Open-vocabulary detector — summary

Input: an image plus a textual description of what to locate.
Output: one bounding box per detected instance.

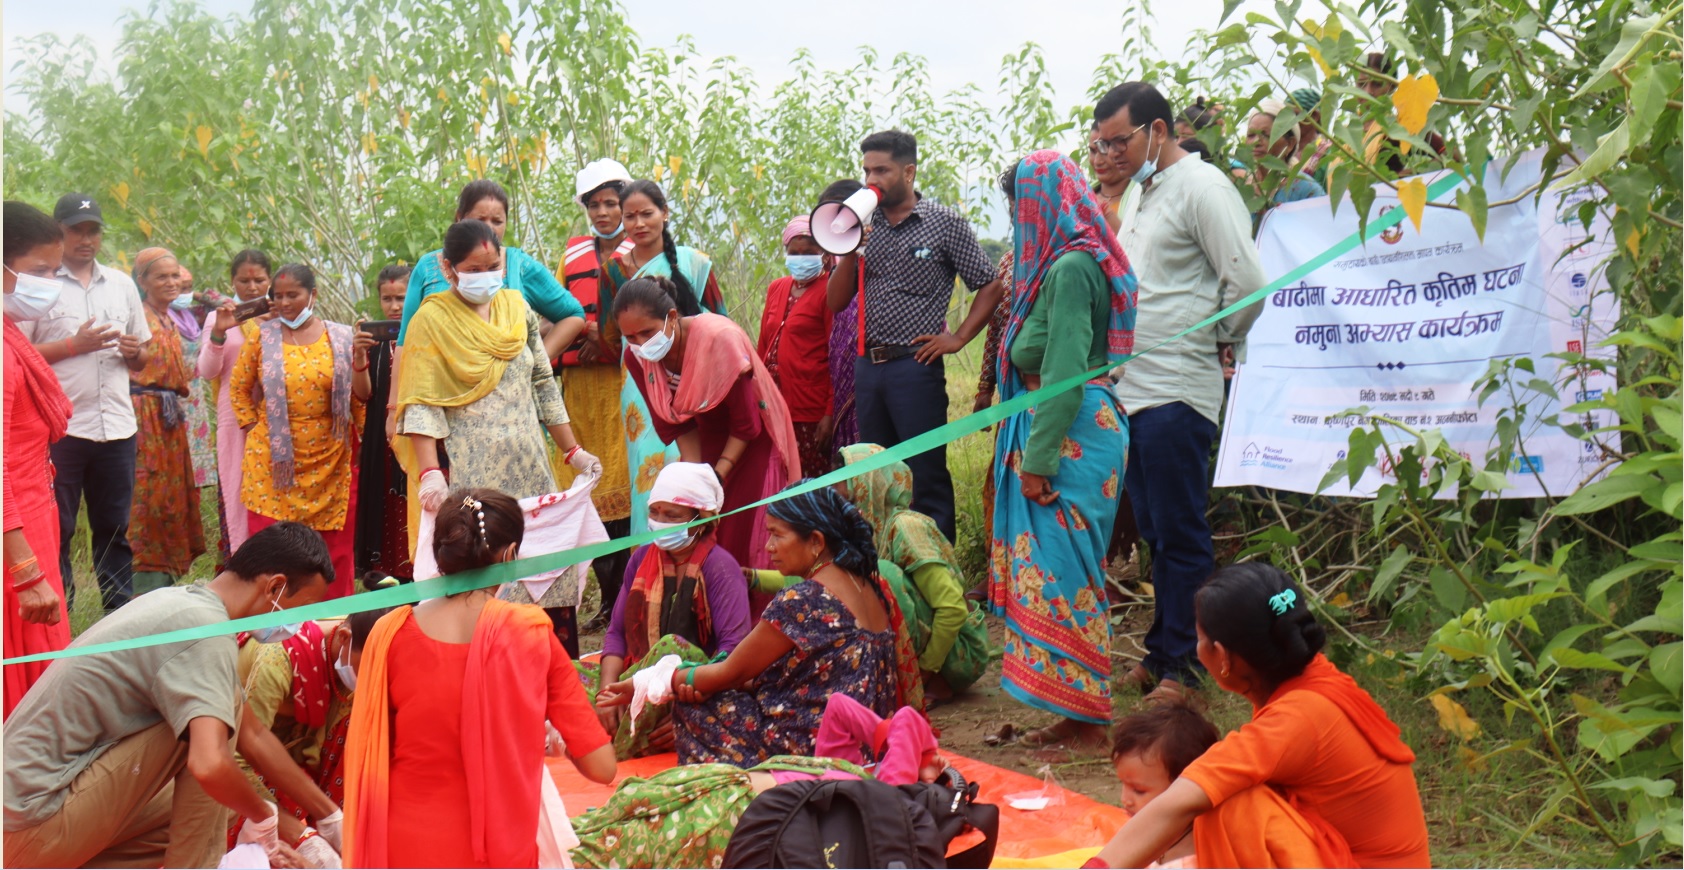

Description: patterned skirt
[987,383,1127,724]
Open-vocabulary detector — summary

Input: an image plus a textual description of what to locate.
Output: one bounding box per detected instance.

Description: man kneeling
[4,522,334,868]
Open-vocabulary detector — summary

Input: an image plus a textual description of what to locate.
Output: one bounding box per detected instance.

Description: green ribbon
[2,171,1464,667]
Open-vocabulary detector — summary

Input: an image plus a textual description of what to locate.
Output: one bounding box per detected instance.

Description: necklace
[805,558,834,580]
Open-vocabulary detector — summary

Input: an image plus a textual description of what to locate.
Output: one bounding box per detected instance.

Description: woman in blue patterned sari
[987,150,1138,755]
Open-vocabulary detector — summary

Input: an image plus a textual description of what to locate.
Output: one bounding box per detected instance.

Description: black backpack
[722,774,999,869]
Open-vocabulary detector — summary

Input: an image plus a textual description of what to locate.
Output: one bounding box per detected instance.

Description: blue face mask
[646,519,696,552]
[590,221,624,240]
[277,305,314,330]
[169,292,194,310]
[1133,127,1162,186]
[250,591,302,644]
[785,254,824,282]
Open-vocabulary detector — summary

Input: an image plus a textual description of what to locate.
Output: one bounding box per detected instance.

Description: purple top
[602,542,753,660]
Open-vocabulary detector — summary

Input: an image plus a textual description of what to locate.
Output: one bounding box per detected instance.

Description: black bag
[722,774,999,869]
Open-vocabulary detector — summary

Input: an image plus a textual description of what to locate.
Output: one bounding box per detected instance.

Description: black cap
[54,193,102,227]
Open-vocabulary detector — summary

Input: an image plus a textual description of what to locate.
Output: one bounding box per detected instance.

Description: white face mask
[456,269,505,305]
[633,313,676,362]
[4,267,62,321]
[277,306,314,330]
[334,645,357,692]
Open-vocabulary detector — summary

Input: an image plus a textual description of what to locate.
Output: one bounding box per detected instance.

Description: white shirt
[1112,156,1267,425]
[21,261,152,442]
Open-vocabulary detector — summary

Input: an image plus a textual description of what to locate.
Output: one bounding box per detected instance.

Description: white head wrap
[649,462,725,513]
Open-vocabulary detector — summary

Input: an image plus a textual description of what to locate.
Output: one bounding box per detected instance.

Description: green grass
[65,490,222,637]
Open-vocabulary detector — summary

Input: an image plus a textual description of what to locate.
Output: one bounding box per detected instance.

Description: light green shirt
[5,585,240,830]
[1112,155,1267,424]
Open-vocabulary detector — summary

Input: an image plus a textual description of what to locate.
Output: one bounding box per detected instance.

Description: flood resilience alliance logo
[1240,443,1295,471]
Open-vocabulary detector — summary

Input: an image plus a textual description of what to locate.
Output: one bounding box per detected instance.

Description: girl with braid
[600,180,726,535]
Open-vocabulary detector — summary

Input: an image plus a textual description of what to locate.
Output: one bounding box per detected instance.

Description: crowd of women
[3,68,1435,869]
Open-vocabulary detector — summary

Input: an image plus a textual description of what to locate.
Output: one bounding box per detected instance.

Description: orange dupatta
[637,312,801,483]
[1266,654,1416,765]
[343,600,557,869]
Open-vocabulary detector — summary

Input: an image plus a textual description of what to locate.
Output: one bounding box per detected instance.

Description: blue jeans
[1126,402,1218,683]
[853,354,956,541]
[50,434,137,612]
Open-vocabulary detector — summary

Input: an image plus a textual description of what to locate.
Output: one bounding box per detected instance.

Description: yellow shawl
[394,288,527,417]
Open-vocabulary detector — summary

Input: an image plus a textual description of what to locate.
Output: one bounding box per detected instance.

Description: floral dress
[674,580,897,766]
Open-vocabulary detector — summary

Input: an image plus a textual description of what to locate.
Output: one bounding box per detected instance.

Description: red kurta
[3,320,73,716]
[383,615,606,868]
[756,276,835,423]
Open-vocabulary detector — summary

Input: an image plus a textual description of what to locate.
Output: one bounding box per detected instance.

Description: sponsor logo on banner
[1509,454,1546,474]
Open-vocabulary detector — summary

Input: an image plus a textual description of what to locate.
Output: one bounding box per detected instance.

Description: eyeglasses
[1094,122,1149,155]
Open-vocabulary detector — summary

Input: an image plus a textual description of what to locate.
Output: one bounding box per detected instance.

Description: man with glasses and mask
[1093,83,1266,700]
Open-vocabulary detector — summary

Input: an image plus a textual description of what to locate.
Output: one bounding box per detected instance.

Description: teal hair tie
[1268,588,1298,616]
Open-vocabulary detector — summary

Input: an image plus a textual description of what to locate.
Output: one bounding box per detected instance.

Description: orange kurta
[1181,656,1429,868]
[229,329,362,530]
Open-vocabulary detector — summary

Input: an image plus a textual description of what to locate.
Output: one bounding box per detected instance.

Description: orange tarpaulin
[546,751,1129,868]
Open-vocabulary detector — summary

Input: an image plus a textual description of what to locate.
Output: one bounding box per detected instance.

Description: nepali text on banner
[1214,150,1620,498]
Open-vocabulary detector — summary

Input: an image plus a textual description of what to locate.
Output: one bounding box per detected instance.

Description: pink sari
[635,313,800,564]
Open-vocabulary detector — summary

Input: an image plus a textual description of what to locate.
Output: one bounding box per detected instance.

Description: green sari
[838,444,992,692]
[576,634,711,760]
[570,755,871,869]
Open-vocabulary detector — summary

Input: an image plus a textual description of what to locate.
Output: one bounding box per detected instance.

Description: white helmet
[576,158,633,205]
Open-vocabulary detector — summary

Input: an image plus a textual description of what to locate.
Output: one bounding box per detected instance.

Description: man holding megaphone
[823,130,1005,542]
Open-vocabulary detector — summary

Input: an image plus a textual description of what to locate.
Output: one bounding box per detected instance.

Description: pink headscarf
[781,216,811,247]
[649,461,725,513]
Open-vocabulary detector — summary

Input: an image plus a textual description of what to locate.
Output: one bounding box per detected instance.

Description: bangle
[210,331,226,345]
[352,360,370,372]
[564,445,581,463]
[11,573,46,593]
[61,338,75,357]
[718,456,737,467]
[9,556,38,576]
[686,666,698,686]
[419,466,441,478]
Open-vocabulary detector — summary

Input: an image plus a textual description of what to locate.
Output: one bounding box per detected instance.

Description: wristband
[686,666,698,686]
[718,456,737,467]
[62,339,75,357]
[11,573,46,593]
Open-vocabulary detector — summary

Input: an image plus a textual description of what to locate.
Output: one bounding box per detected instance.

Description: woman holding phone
[352,266,413,582]
[230,263,365,598]
[198,249,273,559]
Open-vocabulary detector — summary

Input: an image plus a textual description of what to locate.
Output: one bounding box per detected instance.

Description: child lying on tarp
[1082,700,1328,870]
[570,692,941,869]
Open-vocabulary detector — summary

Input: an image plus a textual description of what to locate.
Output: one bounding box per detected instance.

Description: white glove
[418,469,448,512]
[544,721,565,758]
[296,833,342,869]
[568,447,602,478]
[315,808,343,853]
[236,801,280,854]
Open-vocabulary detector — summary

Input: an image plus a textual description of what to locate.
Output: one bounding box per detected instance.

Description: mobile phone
[362,320,400,342]
[233,297,270,323]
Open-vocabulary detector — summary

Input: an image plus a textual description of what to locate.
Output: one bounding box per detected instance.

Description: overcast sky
[4,0,1287,115]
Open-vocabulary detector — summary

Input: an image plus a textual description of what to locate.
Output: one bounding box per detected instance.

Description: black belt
[865,344,917,364]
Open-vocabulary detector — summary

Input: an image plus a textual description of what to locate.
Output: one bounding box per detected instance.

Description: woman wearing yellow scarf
[395,220,601,647]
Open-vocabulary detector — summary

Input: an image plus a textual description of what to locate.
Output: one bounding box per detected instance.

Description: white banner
[1214,152,1620,498]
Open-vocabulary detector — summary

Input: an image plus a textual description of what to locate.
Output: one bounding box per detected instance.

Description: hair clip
[1267,588,1298,616]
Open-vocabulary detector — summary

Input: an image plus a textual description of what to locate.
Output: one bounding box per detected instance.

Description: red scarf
[622,540,716,663]
[4,318,71,441]
[234,622,332,730]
